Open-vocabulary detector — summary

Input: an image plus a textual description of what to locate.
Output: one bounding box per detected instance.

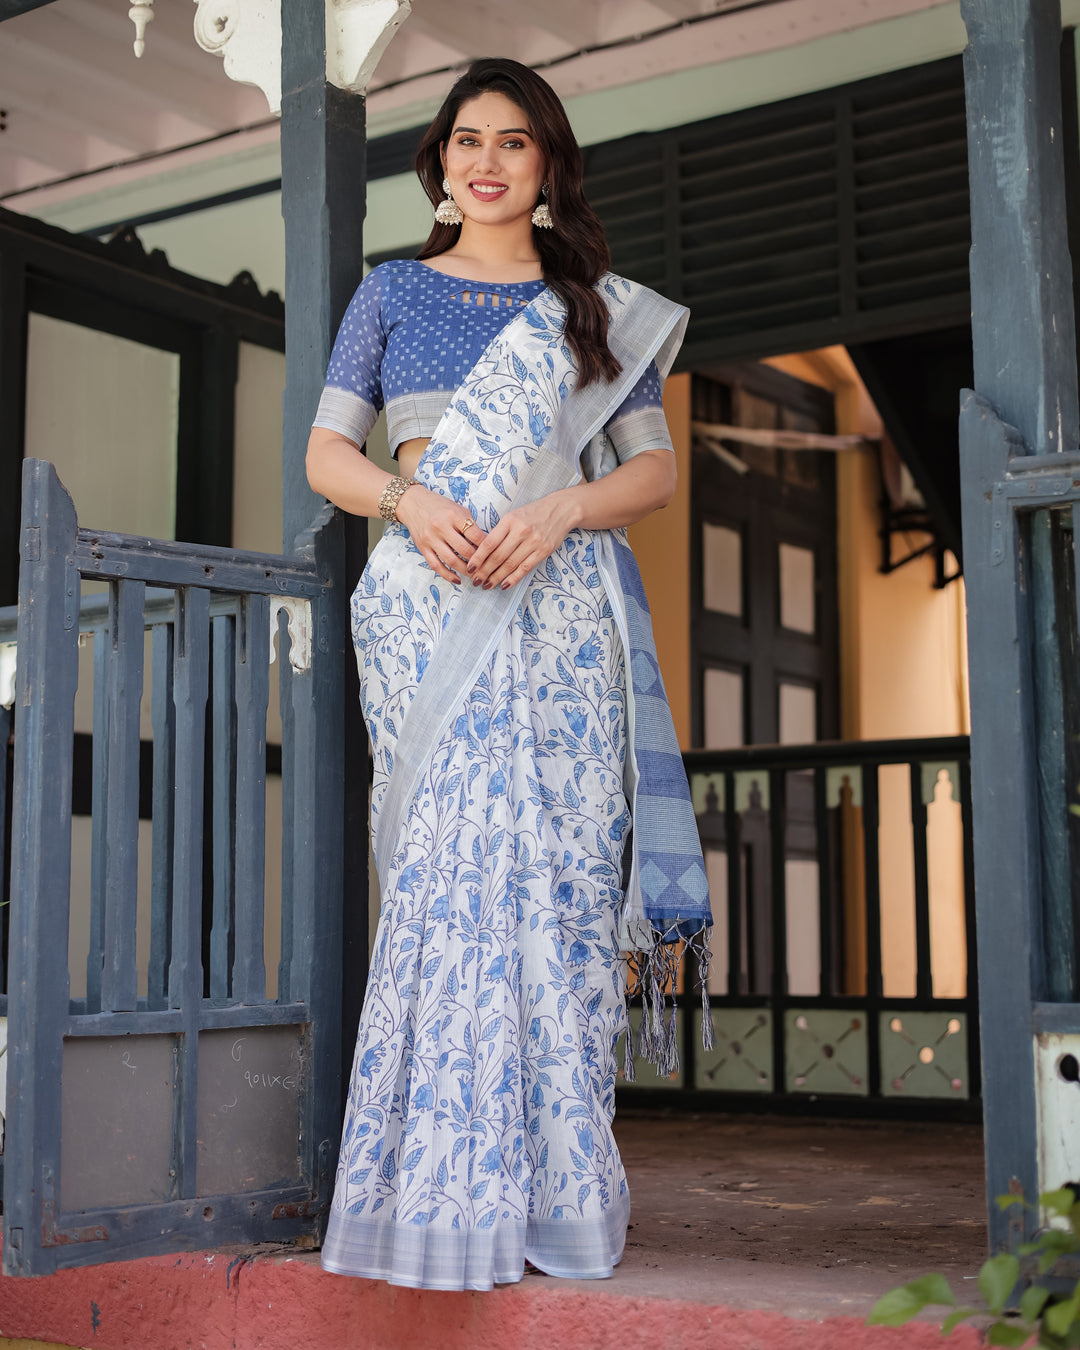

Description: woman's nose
[473,139,501,174]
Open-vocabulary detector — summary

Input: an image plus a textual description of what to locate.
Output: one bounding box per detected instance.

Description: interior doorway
[690,360,840,753]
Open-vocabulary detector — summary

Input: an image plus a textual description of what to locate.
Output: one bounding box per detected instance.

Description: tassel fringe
[626,922,714,1077]
[621,1014,636,1082]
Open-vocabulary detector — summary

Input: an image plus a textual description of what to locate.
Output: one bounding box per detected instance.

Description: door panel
[692,362,840,1007]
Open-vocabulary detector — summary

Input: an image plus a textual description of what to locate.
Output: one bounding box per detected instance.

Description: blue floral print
[320,525,632,1289]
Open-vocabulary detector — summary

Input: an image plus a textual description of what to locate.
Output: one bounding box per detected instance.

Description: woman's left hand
[466,490,580,590]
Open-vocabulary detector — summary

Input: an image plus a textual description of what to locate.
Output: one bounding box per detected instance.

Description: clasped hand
[395,485,578,590]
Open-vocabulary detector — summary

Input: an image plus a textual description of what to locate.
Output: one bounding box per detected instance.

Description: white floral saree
[321,275,711,1291]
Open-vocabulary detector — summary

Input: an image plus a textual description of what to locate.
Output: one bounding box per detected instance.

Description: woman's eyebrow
[452,124,532,136]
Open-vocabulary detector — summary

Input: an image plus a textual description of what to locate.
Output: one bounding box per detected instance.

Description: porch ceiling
[0,0,771,197]
[0,0,952,201]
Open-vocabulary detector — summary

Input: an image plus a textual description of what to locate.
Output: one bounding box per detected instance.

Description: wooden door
[691,360,839,751]
[691,361,840,997]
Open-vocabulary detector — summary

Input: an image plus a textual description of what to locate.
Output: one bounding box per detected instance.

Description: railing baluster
[234,594,269,1005]
[769,768,787,1087]
[814,765,833,998]
[148,620,174,1011]
[101,580,145,1013]
[909,760,934,1002]
[210,613,236,1001]
[85,623,108,1013]
[861,764,882,1096]
[278,612,296,1004]
[724,769,741,995]
[170,586,210,1198]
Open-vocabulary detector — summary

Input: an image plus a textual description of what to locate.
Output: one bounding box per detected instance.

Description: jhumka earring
[531,184,553,229]
[435,177,464,226]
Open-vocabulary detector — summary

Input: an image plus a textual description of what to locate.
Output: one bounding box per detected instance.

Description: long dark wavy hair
[415,58,621,387]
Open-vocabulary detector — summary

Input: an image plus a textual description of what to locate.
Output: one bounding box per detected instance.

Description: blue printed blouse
[311,259,673,464]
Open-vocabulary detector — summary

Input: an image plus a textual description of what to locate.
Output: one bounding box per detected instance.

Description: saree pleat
[322,528,632,1289]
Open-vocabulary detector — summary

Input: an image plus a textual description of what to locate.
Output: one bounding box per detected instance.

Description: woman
[306,57,712,1292]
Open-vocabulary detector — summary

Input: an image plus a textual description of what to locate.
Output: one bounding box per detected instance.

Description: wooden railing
[620,738,978,1118]
[0,461,345,1274]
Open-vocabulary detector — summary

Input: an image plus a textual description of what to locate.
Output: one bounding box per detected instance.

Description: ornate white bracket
[129,1,154,58]
[192,0,409,116]
[329,0,411,95]
[193,0,282,114]
[268,598,312,673]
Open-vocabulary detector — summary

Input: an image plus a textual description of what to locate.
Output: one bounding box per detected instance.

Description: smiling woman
[305,57,711,1294]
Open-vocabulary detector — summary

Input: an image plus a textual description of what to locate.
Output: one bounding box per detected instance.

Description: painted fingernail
[483,582,492,590]
[501,581,511,590]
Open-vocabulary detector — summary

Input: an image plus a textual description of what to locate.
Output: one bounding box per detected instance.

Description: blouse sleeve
[604,361,674,463]
[310,268,386,448]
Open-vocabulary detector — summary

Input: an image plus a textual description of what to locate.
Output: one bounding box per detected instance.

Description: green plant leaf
[1020,1284,1050,1323]
[867,1275,955,1327]
[985,1322,1032,1348]
[1042,1190,1077,1219]
[1044,1293,1080,1338]
[980,1255,1020,1315]
[941,1307,981,1335]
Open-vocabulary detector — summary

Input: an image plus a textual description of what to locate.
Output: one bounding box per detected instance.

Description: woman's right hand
[393,486,486,585]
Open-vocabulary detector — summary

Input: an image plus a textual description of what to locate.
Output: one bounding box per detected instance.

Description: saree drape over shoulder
[321,275,712,1291]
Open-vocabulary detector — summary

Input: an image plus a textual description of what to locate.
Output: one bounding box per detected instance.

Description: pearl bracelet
[377,476,417,522]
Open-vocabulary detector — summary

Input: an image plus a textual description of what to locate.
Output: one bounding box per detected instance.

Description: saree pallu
[321,277,710,1291]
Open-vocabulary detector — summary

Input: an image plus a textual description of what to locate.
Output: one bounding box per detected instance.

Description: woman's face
[441,91,546,230]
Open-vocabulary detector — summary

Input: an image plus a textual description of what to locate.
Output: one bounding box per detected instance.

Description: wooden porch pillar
[279,6,369,1106]
[960,0,1080,1250]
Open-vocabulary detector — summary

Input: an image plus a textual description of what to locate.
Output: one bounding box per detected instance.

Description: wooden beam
[963,0,1078,453]
[0,0,56,17]
[959,0,1079,1252]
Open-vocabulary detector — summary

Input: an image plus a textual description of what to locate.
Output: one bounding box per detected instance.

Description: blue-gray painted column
[279,1,367,1218]
[960,0,1079,1248]
[281,7,367,552]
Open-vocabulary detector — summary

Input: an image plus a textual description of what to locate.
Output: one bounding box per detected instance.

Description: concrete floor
[0,1111,990,1350]
[552,1109,988,1319]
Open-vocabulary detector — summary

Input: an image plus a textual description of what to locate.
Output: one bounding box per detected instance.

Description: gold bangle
[377,476,417,522]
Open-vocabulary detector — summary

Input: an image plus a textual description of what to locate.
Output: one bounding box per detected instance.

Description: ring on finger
[456,518,475,538]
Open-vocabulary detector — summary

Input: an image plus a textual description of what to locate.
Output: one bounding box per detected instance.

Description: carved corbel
[328,0,411,95]
[191,0,409,116]
[193,0,283,115]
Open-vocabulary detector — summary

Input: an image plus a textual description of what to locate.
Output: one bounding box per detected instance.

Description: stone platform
[0,1112,988,1349]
